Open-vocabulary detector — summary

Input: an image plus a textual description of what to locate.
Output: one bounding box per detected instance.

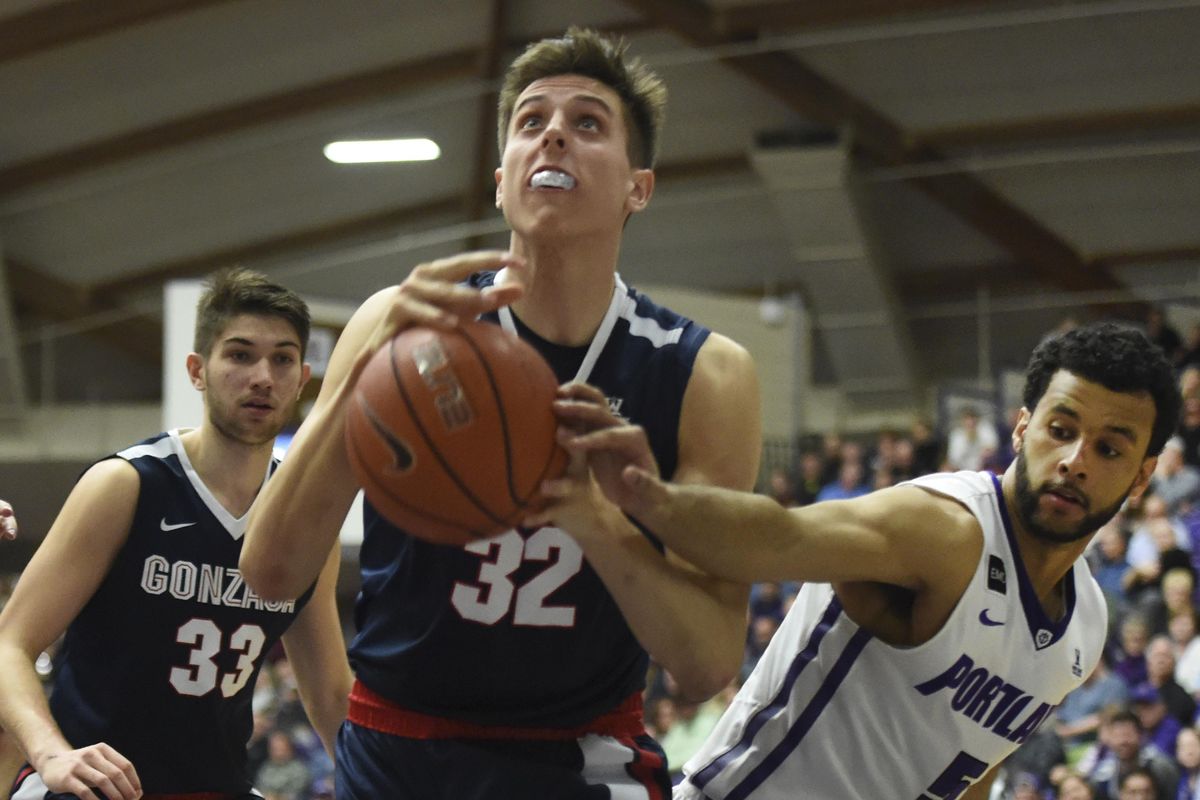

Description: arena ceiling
[2,0,1199,408]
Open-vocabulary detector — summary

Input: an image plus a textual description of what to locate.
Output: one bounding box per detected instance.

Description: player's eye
[519,114,542,130]
[578,116,599,131]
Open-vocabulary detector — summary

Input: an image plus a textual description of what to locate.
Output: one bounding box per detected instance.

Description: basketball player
[0,269,352,800]
[542,321,1180,800]
[241,27,760,799]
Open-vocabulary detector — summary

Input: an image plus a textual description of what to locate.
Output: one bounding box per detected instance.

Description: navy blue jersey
[47,431,313,794]
[348,274,710,728]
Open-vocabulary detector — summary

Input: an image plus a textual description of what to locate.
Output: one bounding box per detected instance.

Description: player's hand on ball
[538,383,667,522]
[353,251,529,383]
[38,743,142,800]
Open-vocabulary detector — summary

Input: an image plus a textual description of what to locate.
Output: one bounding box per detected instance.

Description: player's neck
[999,470,1086,620]
[180,426,274,517]
[507,234,620,346]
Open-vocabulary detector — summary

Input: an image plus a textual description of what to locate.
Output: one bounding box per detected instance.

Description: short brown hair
[193,268,310,358]
[497,26,667,168]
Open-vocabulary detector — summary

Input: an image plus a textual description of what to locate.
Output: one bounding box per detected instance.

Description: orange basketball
[344,319,568,545]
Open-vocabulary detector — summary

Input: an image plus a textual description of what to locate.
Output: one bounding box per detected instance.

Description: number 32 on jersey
[451,528,583,627]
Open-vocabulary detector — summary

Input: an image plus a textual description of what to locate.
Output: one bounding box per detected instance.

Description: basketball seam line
[389,332,513,529]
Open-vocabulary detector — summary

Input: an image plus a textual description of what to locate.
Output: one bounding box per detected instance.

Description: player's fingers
[93,744,141,798]
[0,514,15,540]
[553,399,620,430]
[622,465,671,507]
[557,382,607,404]
[415,250,522,283]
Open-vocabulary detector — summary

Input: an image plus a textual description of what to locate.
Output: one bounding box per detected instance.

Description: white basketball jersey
[677,471,1107,800]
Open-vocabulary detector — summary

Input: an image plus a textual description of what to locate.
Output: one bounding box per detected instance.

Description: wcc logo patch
[987,556,1007,594]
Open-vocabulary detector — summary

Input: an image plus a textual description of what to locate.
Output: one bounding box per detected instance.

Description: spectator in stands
[763,466,797,507]
[794,451,824,506]
[909,417,943,475]
[1170,610,1200,697]
[1180,326,1200,372]
[741,615,779,682]
[1057,653,1131,751]
[1116,766,1161,800]
[1081,709,1178,800]
[815,460,870,502]
[1150,438,1200,518]
[1058,771,1097,799]
[1142,569,1197,639]
[1130,682,1184,757]
[1147,638,1195,724]
[255,729,311,800]
[1146,307,1185,368]
[1090,516,1133,617]
[945,404,999,471]
[1175,726,1200,800]
[1179,397,1200,470]
[1114,616,1153,688]
[1125,498,1193,607]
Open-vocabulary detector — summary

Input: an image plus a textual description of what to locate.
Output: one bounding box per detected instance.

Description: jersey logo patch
[160,518,197,532]
[1035,629,1054,649]
[978,609,1004,627]
[987,555,1007,594]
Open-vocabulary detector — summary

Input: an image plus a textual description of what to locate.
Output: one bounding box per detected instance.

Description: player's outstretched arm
[0,461,143,800]
[241,251,525,601]
[0,499,16,540]
[534,334,763,700]
[280,543,353,758]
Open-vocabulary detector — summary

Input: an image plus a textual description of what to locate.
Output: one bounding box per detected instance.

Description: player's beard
[1013,449,1130,544]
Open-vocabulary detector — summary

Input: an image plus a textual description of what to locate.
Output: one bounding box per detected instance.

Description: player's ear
[186,352,206,391]
[1011,407,1031,453]
[495,168,504,209]
[298,362,313,397]
[625,168,654,215]
[1129,455,1159,502]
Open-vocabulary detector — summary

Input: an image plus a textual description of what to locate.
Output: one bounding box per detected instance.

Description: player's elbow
[672,661,739,704]
[240,553,305,602]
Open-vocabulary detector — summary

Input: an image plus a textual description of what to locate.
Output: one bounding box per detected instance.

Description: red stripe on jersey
[619,736,668,800]
[348,679,646,740]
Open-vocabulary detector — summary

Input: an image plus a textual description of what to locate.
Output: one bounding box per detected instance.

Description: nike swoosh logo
[360,397,414,472]
[160,518,197,532]
[979,609,1004,627]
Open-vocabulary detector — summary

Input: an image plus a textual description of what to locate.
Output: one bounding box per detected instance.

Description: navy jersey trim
[989,473,1076,649]
[692,597,868,791]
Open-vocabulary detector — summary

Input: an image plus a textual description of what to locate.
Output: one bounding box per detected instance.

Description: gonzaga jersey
[678,471,1107,800]
[47,430,312,794]
[348,273,709,727]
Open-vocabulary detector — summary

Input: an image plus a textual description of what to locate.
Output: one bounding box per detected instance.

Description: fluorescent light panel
[324,138,440,164]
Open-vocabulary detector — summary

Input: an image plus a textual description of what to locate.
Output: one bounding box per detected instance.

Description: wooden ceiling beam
[713,0,1020,36]
[7,259,161,364]
[624,0,1119,294]
[0,21,655,198]
[918,105,1200,150]
[0,0,240,65]
[91,197,463,298]
[0,50,476,196]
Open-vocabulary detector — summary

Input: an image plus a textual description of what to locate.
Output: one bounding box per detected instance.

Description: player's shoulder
[73,455,141,503]
[872,480,983,540]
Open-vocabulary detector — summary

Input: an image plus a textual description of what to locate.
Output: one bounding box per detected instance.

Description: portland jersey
[47,430,313,794]
[348,273,710,727]
[678,471,1107,800]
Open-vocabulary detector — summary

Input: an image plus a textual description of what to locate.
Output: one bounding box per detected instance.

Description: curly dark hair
[1023,321,1180,457]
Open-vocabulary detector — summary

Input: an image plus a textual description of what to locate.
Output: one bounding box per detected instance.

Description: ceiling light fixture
[323,138,440,164]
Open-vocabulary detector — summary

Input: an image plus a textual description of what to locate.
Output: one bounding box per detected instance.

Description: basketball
[344,319,569,545]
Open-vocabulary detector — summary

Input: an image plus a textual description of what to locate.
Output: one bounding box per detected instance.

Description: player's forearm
[242,381,357,600]
[576,506,747,701]
[639,483,806,585]
[0,643,71,772]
